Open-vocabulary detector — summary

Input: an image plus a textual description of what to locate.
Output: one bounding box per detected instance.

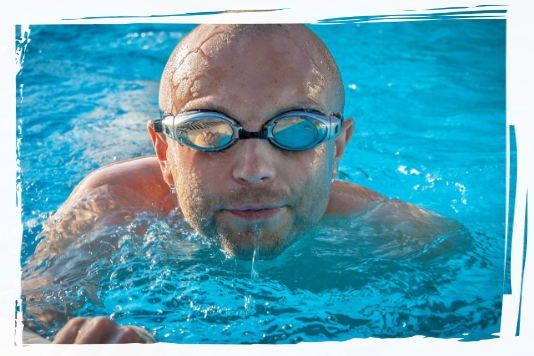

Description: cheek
[305,145,334,197]
[171,145,232,196]
[281,144,331,181]
[300,145,334,214]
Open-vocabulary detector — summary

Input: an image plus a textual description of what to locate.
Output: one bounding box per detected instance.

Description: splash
[250,224,261,279]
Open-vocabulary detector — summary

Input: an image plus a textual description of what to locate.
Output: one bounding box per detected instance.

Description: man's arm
[326,179,463,259]
[326,179,386,215]
[23,183,160,280]
[22,157,173,343]
[23,157,174,277]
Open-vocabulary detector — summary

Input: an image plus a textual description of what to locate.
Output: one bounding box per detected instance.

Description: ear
[147,120,175,187]
[332,117,355,179]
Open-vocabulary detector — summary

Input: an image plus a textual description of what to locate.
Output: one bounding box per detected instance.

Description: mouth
[224,206,283,221]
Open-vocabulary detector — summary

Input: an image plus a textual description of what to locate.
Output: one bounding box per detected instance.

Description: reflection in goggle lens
[272,117,319,149]
[178,119,234,149]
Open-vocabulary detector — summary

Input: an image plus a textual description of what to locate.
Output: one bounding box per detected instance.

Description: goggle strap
[152,119,163,133]
[328,116,343,140]
[239,129,269,140]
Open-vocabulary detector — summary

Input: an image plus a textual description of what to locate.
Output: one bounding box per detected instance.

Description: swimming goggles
[152,109,344,152]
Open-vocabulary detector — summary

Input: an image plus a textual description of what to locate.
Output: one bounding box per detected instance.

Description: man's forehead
[159,24,344,117]
[172,37,320,112]
[181,95,323,122]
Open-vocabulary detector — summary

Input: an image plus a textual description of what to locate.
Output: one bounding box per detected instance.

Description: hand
[194,131,220,148]
[52,317,156,344]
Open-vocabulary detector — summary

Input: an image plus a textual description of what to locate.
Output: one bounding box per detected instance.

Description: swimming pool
[18,20,506,343]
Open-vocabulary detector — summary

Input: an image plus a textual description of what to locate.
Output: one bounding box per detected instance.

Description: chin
[219,231,296,261]
[190,208,320,260]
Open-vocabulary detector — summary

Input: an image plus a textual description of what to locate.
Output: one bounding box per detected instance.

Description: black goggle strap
[329,115,343,139]
[152,119,163,132]
[153,111,174,133]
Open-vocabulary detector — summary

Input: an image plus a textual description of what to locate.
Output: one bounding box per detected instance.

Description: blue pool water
[18,20,506,342]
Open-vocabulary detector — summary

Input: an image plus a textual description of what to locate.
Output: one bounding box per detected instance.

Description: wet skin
[149,29,353,259]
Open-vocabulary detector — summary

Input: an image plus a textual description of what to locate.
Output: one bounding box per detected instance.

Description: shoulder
[31,156,176,258]
[24,157,176,290]
[67,156,176,212]
[325,180,386,216]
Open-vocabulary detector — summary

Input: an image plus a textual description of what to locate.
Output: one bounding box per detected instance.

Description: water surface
[18,20,506,343]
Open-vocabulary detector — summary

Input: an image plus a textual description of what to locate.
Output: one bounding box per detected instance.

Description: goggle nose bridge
[238,127,270,140]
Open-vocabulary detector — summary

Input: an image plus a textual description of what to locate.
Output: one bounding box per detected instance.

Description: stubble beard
[168,144,333,260]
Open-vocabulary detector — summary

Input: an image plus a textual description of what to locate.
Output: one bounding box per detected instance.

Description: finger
[98,326,146,356]
[52,317,89,344]
[73,317,119,344]
[135,343,167,356]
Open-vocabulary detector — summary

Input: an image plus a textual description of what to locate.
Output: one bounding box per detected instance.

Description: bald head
[159,24,344,117]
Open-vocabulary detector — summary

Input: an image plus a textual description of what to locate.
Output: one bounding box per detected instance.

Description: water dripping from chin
[250,224,261,279]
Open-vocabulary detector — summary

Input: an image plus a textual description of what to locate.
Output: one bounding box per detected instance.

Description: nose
[232,139,276,185]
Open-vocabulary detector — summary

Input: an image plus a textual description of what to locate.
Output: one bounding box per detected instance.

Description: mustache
[215,186,293,209]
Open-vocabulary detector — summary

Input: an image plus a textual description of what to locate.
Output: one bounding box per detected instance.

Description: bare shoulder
[325,179,441,219]
[22,157,178,324]
[325,179,386,216]
[325,180,461,237]
[67,156,176,212]
[25,156,176,278]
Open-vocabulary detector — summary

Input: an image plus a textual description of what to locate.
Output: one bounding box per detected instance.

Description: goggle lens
[272,116,320,150]
[177,119,234,149]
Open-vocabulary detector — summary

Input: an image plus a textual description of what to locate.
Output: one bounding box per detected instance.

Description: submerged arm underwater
[21,184,160,342]
[21,158,171,342]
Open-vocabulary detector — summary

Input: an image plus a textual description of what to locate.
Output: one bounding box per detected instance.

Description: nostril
[232,139,276,185]
[237,174,269,185]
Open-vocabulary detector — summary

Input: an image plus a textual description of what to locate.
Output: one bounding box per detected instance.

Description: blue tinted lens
[272,117,320,149]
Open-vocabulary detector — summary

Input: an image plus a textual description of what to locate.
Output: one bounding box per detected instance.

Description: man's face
[160,28,345,259]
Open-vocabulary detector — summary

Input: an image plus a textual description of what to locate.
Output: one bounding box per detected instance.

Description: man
[22,24,454,344]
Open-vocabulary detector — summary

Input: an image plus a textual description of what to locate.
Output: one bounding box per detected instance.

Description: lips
[225,206,283,221]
